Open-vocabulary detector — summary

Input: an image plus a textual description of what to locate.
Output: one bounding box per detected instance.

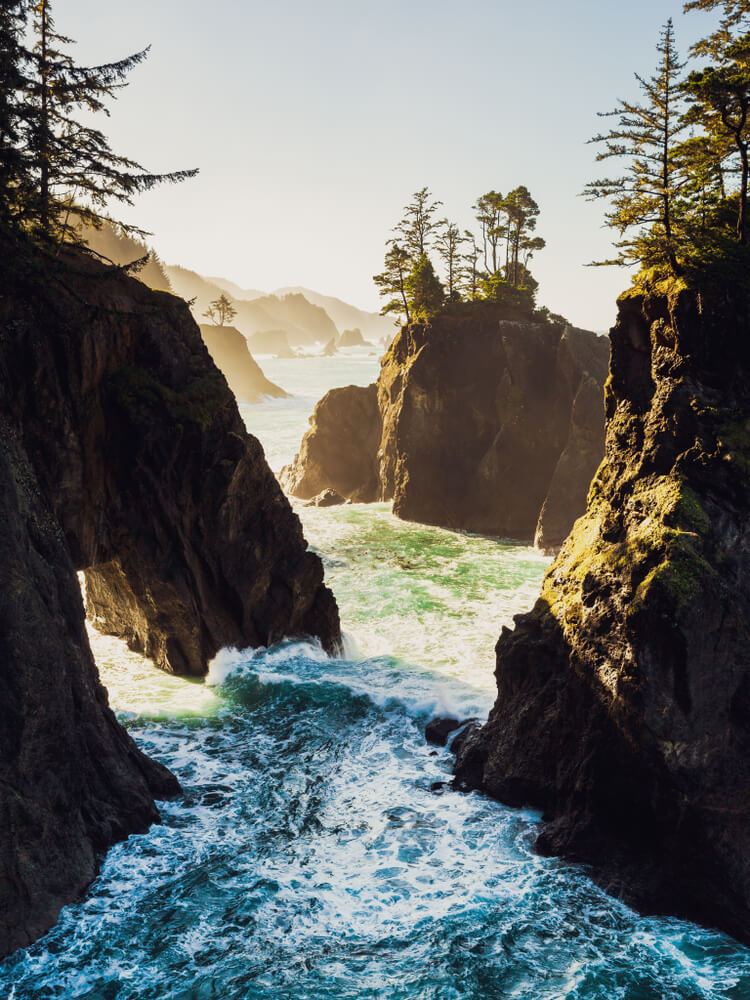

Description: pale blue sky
[59,0,718,329]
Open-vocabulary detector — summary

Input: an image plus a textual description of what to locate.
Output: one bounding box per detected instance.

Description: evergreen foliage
[404,253,445,320]
[374,185,545,325]
[583,19,687,273]
[203,293,237,326]
[0,0,196,249]
[373,241,412,323]
[585,4,750,280]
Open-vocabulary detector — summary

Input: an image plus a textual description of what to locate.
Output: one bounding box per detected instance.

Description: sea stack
[454,278,750,944]
[282,303,609,549]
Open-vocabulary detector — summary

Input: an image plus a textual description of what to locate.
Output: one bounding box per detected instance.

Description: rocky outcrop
[282,384,381,502]
[283,304,608,546]
[199,324,287,403]
[0,418,180,958]
[338,327,369,347]
[248,328,296,358]
[0,243,339,954]
[454,280,750,944]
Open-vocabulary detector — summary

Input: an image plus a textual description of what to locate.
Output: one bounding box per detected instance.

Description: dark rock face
[283,305,608,546]
[0,247,340,954]
[454,283,750,944]
[199,324,287,402]
[0,425,179,958]
[281,384,382,503]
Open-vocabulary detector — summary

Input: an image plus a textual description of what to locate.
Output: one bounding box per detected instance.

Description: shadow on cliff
[0,239,340,956]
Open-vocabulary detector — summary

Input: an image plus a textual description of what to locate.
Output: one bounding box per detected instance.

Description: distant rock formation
[454,281,750,945]
[273,285,395,343]
[0,242,340,955]
[338,327,369,347]
[166,266,338,347]
[199,324,287,402]
[282,304,608,548]
[321,336,338,357]
[248,328,296,358]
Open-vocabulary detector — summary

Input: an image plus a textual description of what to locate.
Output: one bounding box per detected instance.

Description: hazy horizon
[59,0,719,331]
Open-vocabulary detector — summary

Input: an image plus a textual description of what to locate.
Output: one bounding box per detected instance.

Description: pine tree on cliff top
[373,240,412,324]
[680,0,750,246]
[0,1,31,229]
[8,0,197,245]
[583,19,687,275]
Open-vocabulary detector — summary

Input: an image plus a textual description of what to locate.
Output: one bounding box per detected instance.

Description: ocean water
[4,348,750,999]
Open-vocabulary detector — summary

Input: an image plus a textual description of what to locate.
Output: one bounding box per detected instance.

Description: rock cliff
[198,324,287,403]
[454,280,750,944]
[0,243,339,954]
[282,304,608,547]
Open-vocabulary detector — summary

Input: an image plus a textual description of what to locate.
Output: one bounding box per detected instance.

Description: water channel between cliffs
[3,349,750,999]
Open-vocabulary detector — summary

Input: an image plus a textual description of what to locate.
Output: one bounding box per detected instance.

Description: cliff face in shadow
[454,282,750,944]
[0,245,340,955]
[199,324,287,403]
[282,304,608,548]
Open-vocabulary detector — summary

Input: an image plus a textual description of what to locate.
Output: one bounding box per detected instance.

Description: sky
[58,0,720,331]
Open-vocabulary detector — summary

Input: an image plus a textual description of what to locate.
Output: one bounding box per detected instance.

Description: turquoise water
[4,350,750,998]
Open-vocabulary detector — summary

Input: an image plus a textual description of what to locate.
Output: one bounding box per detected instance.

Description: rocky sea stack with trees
[455,0,750,944]
[283,186,609,549]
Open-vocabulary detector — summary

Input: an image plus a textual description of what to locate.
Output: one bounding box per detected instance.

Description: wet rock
[448,719,482,759]
[425,717,462,746]
[304,488,347,507]
[455,281,750,945]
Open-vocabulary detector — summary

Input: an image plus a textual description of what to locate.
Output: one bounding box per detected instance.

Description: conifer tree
[461,232,482,300]
[21,0,197,243]
[373,240,412,323]
[203,293,237,326]
[502,186,545,286]
[395,187,442,259]
[435,220,465,300]
[0,1,30,228]
[473,191,506,273]
[681,1,750,244]
[404,252,444,320]
[583,19,687,274]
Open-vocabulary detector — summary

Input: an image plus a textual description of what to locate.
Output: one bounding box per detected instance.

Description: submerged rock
[199,324,287,403]
[0,243,340,954]
[303,488,347,507]
[454,281,750,944]
[283,303,608,546]
[425,717,462,746]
